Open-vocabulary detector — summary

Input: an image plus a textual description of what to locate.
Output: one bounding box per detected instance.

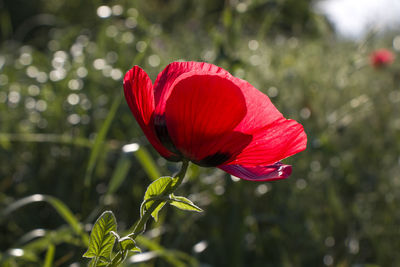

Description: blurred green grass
[1,0,400,266]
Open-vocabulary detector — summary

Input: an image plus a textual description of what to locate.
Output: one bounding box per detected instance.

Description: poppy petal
[227,119,307,166]
[123,66,180,160]
[209,75,307,166]
[153,62,230,156]
[163,72,252,164]
[153,61,228,107]
[227,77,285,133]
[219,162,292,181]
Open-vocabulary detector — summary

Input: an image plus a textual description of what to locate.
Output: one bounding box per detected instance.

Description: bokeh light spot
[67,114,80,125]
[97,5,112,18]
[248,40,259,51]
[67,93,80,105]
[267,86,278,98]
[148,55,160,67]
[136,41,147,52]
[112,5,123,16]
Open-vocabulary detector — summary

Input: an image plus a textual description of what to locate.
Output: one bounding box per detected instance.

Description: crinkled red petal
[123,66,180,160]
[219,162,292,181]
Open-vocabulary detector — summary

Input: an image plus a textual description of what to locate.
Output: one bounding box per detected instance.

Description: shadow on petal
[193,131,253,167]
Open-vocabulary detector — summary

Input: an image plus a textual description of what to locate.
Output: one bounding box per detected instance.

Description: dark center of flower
[154,114,182,157]
[194,152,231,167]
[154,114,232,166]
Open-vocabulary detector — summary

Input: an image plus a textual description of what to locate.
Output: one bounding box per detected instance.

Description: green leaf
[88,258,108,267]
[130,246,142,254]
[120,237,142,253]
[83,211,117,263]
[169,195,203,212]
[143,177,174,221]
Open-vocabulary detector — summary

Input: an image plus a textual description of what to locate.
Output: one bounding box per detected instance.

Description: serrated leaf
[83,211,117,263]
[143,177,175,221]
[169,195,203,212]
[144,177,174,199]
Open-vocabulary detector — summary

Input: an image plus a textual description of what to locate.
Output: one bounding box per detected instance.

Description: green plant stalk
[129,160,189,240]
[107,160,189,267]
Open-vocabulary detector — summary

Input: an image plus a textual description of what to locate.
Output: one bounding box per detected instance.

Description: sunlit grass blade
[1,228,81,265]
[84,92,122,188]
[45,196,89,245]
[106,154,132,195]
[0,248,39,265]
[21,227,81,251]
[121,142,161,181]
[135,235,198,267]
[43,244,55,267]
[1,194,89,245]
[133,146,161,181]
[0,133,92,148]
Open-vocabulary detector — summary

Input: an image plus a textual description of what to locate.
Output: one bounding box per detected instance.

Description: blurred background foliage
[1,0,400,266]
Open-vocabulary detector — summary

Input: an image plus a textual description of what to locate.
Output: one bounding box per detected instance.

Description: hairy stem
[128,160,189,240]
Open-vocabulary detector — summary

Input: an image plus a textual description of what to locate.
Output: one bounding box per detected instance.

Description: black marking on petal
[195,152,231,167]
[154,114,182,156]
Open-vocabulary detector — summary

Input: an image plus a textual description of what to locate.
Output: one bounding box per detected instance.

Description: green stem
[128,160,189,240]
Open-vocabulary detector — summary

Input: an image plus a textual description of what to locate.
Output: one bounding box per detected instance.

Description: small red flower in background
[124,62,307,181]
[370,49,395,68]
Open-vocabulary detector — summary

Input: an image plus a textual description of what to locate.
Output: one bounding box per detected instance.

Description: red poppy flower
[124,61,307,181]
[370,49,395,68]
